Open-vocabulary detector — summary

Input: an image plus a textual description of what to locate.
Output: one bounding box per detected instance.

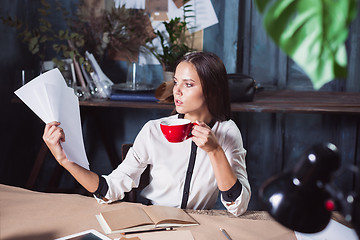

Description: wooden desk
[0,184,296,240]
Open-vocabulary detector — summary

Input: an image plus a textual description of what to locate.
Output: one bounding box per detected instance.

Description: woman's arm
[191,121,237,191]
[43,121,99,193]
[192,121,251,216]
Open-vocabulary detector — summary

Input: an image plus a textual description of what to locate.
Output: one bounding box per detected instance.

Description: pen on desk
[121,227,174,235]
[220,228,232,240]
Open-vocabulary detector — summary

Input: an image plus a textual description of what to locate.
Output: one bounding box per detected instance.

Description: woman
[43,51,251,216]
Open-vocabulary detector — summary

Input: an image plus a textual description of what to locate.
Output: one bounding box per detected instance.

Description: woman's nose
[173,85,182,96]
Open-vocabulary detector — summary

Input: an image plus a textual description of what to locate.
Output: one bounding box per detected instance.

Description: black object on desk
[259,143,360,238]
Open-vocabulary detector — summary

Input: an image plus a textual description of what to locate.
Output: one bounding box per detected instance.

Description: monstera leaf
[255,0,358,89]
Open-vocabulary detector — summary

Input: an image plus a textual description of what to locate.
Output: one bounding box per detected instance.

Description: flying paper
[14,68,89,170]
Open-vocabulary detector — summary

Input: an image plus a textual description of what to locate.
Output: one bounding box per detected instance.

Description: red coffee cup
[160,119,197,143]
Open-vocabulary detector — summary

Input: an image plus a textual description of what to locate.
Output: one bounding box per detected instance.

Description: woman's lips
[175,99,183,106]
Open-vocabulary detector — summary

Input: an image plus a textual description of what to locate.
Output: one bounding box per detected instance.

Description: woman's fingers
[43,122,68,163]
[191,121,219,151]
[192,121,211,138]
[43,121,60,137]
[43,121,65,143]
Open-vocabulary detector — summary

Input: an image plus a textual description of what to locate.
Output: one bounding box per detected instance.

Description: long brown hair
[175,52,231,121]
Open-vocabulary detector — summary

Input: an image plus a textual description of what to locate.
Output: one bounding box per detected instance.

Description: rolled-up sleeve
[220,121,251,216]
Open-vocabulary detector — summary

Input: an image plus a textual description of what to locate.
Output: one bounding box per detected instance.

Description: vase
[125,62,145,90]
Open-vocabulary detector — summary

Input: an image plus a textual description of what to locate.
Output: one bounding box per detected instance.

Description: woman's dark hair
[175,51,231,121]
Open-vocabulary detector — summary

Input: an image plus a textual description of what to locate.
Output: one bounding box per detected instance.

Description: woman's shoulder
[215,119,242,138]
[216,119,238,129]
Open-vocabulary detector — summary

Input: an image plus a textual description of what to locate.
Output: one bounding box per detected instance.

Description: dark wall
[1,0,360,211]
[0,0,43,187]
[231,1,360,209]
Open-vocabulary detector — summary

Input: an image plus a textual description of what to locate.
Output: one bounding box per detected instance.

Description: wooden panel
[236,111,360,210]
[333,116,359,194]
[347,0,360,92]
[356,122,360,192]
[203,0,239,73]
[235,112,285,210]
[245,2,286,88]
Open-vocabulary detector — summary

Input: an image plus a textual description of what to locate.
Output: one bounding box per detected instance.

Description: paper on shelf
[14,68,89,170]
[167,0,218,33]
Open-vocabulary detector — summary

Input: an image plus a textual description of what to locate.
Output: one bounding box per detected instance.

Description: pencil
[220,228,232,240]
[121,227,174,235]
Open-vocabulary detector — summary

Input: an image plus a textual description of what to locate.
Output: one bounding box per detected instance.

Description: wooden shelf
[79,99,174,110]
[79,90,360,114]
[231,90,360,114]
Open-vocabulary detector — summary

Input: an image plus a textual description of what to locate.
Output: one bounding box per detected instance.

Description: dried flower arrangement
[73,3,155,63]
[1,0,155,67]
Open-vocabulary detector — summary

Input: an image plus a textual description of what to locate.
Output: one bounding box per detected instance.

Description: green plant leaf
[254,0,358,89]
[29,37,39,52]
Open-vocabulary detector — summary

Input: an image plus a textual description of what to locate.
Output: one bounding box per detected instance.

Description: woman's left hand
[191,121,221,153]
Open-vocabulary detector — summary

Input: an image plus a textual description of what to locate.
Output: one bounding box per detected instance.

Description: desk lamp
[259,143,360,238]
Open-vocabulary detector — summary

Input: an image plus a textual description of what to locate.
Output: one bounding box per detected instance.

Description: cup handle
[186,122,198,139]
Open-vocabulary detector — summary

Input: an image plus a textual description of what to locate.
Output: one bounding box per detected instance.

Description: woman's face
[173,62,209,120]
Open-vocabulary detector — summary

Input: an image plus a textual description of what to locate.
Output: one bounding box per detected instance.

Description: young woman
[43,51,251,216]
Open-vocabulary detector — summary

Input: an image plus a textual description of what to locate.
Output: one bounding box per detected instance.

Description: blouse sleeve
[93,121,152,204]
[220,121,251,216]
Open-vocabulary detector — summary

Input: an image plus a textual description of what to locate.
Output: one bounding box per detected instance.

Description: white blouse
[96,114,251,216]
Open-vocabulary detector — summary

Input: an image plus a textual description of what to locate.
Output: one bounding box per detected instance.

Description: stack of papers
[14,68,89,170]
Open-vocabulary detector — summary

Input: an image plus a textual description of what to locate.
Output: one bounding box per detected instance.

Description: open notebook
[96,205,198,234]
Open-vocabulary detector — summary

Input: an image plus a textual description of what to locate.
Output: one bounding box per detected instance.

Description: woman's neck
[184,112,213,124]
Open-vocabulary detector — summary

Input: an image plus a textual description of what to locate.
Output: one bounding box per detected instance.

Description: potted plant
[152,17,193,73]
[148,2,195,82]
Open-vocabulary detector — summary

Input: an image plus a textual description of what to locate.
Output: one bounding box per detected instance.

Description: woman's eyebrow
[183,78,195,82]
[173,77,196,82]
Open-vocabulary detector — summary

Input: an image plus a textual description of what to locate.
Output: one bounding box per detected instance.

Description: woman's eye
[173,80,178,86]
[186,83,193,87]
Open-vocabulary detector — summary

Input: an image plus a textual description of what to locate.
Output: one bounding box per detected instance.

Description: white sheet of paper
[114,0,145,9]
[167,0,218,33]
[114,230,195,240]
[14,68,89,170]
[295,219,358,240]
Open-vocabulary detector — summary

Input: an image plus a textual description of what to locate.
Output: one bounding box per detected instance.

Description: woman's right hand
[43,121,68,166]
[43,121,100,193]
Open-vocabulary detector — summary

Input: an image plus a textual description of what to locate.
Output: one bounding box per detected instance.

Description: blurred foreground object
[255,0,358,89]
[259,143,360,238]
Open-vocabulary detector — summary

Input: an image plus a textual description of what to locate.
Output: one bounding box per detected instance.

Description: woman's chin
[175,106,185,114]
